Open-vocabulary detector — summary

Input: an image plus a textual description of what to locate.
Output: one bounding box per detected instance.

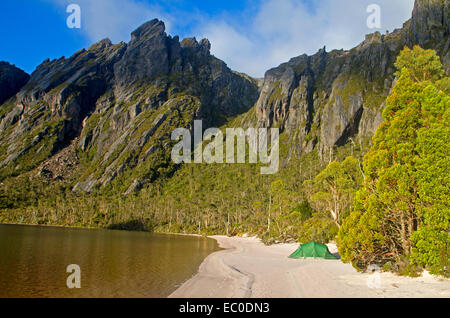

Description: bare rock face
[114,20,170,88]
[0,19,259,193]
[254,0,449,160]
[408,0,449,45]
[0,62,29,106]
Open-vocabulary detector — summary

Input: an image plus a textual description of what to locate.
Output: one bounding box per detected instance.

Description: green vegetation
[0,118,67,180]
[304,156,363,228]
[339,46,449,277]
[394,45,445,83]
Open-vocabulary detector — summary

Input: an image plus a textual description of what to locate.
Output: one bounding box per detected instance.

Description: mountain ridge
[0,19,259,193]
[0,0,448,195]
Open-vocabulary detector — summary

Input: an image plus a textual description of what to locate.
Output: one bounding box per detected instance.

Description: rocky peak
[88,38,113,52]
[181,37,211,53]
[114,20,170,88]
[130,19,166,42]
[0,62,30,106]
[359,32,383,48]
[199,38,212,52]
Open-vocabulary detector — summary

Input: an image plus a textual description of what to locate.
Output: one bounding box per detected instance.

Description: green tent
[289,242,339,260]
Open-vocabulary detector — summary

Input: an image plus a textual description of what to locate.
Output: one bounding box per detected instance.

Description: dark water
[0,224,219,298]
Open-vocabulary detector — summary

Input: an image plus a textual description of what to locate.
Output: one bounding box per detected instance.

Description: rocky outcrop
[255,0,449,160]
[407,0,449,45]
[0,62,29,106]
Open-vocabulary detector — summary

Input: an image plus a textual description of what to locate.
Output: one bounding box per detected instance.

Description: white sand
[169,236,450,298]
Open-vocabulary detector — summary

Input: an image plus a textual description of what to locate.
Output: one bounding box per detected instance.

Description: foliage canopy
[339,46,449,276]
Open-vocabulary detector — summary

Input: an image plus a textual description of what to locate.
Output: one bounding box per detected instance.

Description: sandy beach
[169,236,450,298]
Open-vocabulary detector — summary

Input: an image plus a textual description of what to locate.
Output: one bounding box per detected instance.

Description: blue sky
[0,0,415,77]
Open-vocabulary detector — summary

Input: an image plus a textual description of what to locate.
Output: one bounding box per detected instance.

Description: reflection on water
[0,224,219,298]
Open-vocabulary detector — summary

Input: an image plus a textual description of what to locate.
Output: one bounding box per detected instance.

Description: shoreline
[169,236,450,298]
[0,222,207,237]
[2,223,449,298]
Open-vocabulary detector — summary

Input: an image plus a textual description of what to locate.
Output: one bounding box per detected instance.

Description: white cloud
[49,0,415,77]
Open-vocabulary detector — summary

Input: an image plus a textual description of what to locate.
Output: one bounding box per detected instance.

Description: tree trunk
[400,214,409,255]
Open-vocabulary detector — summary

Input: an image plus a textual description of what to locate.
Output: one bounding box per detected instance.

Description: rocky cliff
[0,62,29,106]
[0,19,258,193]
[255,0,449,160]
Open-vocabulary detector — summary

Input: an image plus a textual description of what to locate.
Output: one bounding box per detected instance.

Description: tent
[289,242,339,260]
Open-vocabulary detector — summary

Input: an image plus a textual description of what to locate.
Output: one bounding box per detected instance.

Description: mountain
[0,19,259,193]
[0,0,448,214]
[254,0,449,161]
[0,62,29,106]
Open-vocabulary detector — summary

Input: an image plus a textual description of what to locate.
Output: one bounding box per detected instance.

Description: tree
[339,46,449,275]
[298,213,339,244]
[410,84,449,276]
[394,45,445,83]
[305,156,363,228]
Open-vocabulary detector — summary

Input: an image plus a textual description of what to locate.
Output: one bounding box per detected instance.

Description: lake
[0,224,219,297]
